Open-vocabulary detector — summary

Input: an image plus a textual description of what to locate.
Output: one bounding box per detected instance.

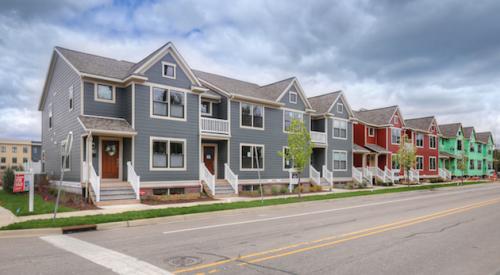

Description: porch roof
[78,115,137,136]
[439,151,459,159]
[353,144,371,153]
[364,143,391,154]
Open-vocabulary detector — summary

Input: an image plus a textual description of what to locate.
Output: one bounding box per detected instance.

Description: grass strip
[1,181,488,230]
[0,190,75,216]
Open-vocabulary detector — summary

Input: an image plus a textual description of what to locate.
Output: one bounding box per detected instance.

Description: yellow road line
[173,198,499,274]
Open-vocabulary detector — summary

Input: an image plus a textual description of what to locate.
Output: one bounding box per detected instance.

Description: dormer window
[289,91,297,104]
[337,103,344,113]
[162,62,176,79]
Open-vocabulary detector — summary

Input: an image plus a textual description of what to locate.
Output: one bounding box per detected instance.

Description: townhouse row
[37,42,496,205]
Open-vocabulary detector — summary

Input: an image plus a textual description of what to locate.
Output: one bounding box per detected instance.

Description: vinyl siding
[83,82,130,120]
[279,84,306,110]
[143,52,192,89]
[327,97,353,180]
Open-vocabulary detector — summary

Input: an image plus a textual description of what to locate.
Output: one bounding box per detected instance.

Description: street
[2,183,500,275]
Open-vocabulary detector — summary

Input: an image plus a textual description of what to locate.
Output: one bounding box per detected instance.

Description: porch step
[95,199,140,207]
[90,181,139,207]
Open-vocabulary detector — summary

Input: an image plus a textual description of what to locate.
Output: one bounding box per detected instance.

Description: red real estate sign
[13,174,26,193]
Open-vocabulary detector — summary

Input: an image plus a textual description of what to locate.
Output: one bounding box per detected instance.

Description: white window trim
[48,103,53,130]
[94,83,116,104]
[239,102,265,131]
[149,136,187,171]
[332,150,348,171]
[61,138,71,172]
[283,110,304,133]
[162,61,177,79]
[337,103,344,113]
[416,155,424,171]
[332,118,348,140]
[429,135,437,149]
[282,146,295,171]
[394,115,399,125]
[289,91,298,104]
[240,143,265,171]
[200,101,213,117]
[69,85,74,112]
[368,127,375,137]
[429,156,437,171]
[149,86,187,122]
[416,133,424,148]
[391,128,401,145]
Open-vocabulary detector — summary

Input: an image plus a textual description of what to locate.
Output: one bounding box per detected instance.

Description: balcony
[201,117,229,135]
[310,131,327,144]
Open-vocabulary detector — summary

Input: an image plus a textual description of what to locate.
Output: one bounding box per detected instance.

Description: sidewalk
[1,180,493,228]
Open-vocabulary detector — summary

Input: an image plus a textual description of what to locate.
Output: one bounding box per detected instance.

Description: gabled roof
[404,116,438,133]
[476,132,494,144]
[462,127,476,140]
[308,91,342,114]
[78,115,136,136]
[353,105,401,127]
[438,123,462,138]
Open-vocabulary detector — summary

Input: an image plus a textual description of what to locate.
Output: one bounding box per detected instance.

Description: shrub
[311,185,323,192]
[271,186,280,196]
[280,186,288,194]
[2,167,15,193]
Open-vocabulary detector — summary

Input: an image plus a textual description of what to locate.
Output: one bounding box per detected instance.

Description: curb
[0,228,61,239]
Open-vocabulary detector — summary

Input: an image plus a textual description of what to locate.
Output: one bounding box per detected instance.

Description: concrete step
[100,194,137,201]
[95,199,140,207]
[100,189,136,196]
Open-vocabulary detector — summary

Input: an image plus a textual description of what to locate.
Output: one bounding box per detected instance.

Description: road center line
[164,185,500,235]
[41,235,172,275]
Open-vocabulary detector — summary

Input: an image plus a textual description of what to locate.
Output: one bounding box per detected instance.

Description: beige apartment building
[0,140,41,172]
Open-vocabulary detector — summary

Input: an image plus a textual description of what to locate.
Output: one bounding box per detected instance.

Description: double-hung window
[241,144,264,171]
[150,137,186,170]
[368,127,375,137]
[241,103,264,129]
[12,146,17,153]
[12,157,17,164]
[429,136,437,149]
[152,87,186,120]
[477,160,482,170]
[457,140,463,151]
[337,103,344,113]
[95,84,115,103]
[469,159,474,169]
[391,128,401,145]
[289,92,297,104]
[333,151,347,171]
[0,146,5,153]
[416,156,424,170]
[0,157,5,163]
[416,133,424,147]
[332,119,347,139]
[282,147,295,170]
[429,157,436,171]
[284,110,303,132]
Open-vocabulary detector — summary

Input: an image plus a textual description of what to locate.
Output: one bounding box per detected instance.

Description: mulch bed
[141,197,214,205]
[37,182,97,211]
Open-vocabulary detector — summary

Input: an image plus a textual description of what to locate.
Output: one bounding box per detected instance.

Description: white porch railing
[439,168,451,180]
[224,163,239,195]
[201,117,229,135]
[200,162,215,196]
[310,131,327,144]
[83,161,101,202]
[310,166,321,185]
[353,167,363,184]
[127,161,141,200]
[384,167,394,183]
[409,168,420,183]
[363,167,374,185]
[322,165,333,188]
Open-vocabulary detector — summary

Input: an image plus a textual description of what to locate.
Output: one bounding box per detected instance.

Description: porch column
[375,154,379,168]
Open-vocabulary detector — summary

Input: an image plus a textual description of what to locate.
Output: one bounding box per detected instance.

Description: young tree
[456,152,468,185]
[278,119,313,198]
[393,134,417,186]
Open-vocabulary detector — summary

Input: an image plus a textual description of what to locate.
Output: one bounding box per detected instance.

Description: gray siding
[327,96,353,180]
[279,84,306,111]
[83,82,130,120]
[143,52,192,89]
[41,54,83,182]
[229,101,310,180]
[133,84,200,182]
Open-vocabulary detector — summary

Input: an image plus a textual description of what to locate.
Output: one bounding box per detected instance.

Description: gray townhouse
[38,42,354,205]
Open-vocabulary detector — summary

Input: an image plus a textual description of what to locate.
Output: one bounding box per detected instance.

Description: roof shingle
[308,91,342,114]
[353,106,398,126]
[438,123,462,138]
[405,116,435,132]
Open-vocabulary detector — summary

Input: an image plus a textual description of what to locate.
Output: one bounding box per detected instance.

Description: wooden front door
[203,145,216,175]
[102,140,119,179]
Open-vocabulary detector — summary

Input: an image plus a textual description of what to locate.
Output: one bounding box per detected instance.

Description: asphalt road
[2,183,500,275]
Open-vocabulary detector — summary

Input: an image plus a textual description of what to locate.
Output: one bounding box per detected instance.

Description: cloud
[0,0,499,145]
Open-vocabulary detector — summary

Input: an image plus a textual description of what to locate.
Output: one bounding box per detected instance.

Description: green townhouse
[438,123,465,177]
[463,127,483,177]
[476,132,496,177]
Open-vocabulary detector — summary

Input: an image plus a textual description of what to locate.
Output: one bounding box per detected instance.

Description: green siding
[438,129,465,177]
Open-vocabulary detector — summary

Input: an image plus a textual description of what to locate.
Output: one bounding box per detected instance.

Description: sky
[0,0,499,145]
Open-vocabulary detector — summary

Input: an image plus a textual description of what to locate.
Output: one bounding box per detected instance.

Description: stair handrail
[224,163,239,195]
[200,162,215,196]
[85,161,100,202]
[352,167,363,183]
[310,166,321,185]
[322,165,333,188]
[127,161,141,200]
[384,167,394,183]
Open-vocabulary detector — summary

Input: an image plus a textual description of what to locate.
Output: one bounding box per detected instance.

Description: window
[95,84,115,103]
[457,140,463,151]
[282,147,295,170]
[151,87,186,120]
[200,101,212,116]
[49,104,53,129]
[391,128,401,145]
[162,62,176,79]
[337,103,344,113]
[23,158,28,164]
[61,140,70,171]
[394,115,399,124]
[333,119,348,139]
[33,147,38,154]
[69,85,73,111]
[478,144,482,152]
[333,151,348,171]
[368,127,375,137]
[241,103,264,129]
[23,146,28,154]
[241,144,264,171]
[429,157,436,171]
[477,160,482,170]
[0,146,5,153]
[289,91,297,104]
[150,137,186,170]
[469,159,474,169]
[12,146,17,153]
[488,162,493,170]
[0,157,5,163]
[392,155,400,170]
[429,136,437,149]
[0,166,5,170]
[12,157,17,164]
[469,143,475,152]
[416,133,424,147]
[284,110,303,132]
[416,156,424,170]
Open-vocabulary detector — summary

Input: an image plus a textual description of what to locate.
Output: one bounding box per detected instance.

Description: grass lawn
[0,190,75,216]
[0,181,489,230]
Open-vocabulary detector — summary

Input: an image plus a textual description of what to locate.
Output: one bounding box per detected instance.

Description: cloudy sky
[0,0,499,145]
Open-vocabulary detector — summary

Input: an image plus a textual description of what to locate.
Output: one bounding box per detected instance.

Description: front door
[102,140,119,179]
[203,145,216,175]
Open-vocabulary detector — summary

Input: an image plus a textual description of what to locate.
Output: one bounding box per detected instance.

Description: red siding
[353,123,365,146]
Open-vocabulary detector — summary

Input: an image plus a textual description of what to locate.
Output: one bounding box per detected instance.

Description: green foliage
[280,186,288,194]
[271,186,280,196]
[2,167,15,193]
[393,134,417,183]
[279,119,313,174]
[0,190,75,216]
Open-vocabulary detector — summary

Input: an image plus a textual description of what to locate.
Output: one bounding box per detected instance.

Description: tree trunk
[298,174,302,199]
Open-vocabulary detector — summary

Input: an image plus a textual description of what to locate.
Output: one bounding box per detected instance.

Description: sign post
[13,172,34,213]
[53,132,73,220]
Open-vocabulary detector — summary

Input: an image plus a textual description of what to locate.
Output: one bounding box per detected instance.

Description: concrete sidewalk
[1,180,494,227]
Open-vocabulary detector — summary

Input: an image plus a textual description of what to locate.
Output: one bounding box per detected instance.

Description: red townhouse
[404,116,440,179]
[352,106,405,183]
